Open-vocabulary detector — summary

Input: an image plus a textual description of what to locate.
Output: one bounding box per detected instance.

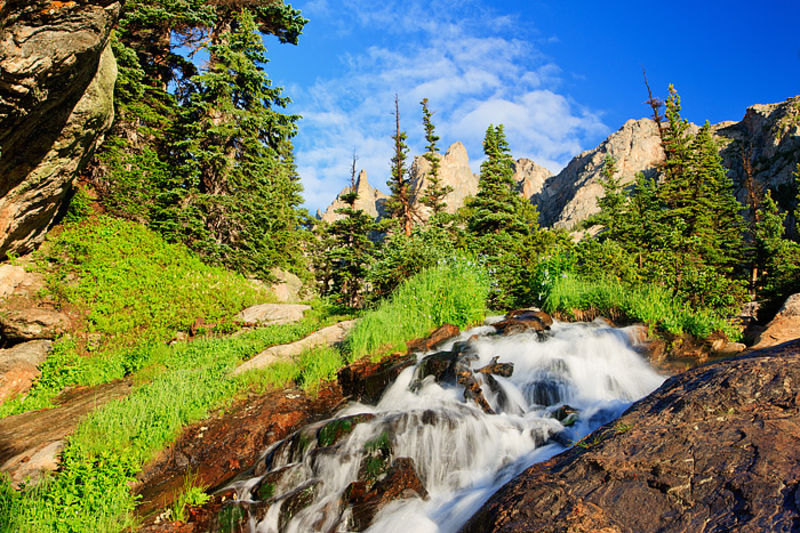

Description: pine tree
[586,155,627,238]
[467,125,535,236]
[173,8,305,275]
[323,154,375,308]
[419,98,453,217]
[385,95,417,236]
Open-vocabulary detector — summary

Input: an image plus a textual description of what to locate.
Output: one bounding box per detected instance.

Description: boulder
[406,323,460,353]
[0,306,70,341]
[268,268,305,303]
[492,318,547,335]
[338,352,417,405]
[0,339,51,402]
[751,293,800,350]
[462,339,800,533]
[233,320,356,376]
[236,303,311,326]
[0,264,27,299]
[0,0,121,257]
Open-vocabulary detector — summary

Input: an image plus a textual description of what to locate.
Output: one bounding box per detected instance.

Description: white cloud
[289,0,610,212]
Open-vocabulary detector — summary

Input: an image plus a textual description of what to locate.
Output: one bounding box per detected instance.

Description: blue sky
[262,0,800,212]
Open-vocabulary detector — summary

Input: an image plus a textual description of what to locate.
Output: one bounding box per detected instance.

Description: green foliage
[170,473,210,523]
[63,186,93,224]
[42,216,262,349]
[465,124,545,308]
[385,95,417,236]
[0,306,345,531]
[543,275,740,340]
[347,258,489,361]
[367,223,457,302]
[419,98,452,215]
[296,346,344,394]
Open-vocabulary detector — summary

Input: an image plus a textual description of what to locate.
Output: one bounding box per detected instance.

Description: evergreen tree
[322,154,375,308]
[171,8,305,275]
[466,125,541,307]
[585,155,627,238]
[419,98,453,217]
[385,95,417,236]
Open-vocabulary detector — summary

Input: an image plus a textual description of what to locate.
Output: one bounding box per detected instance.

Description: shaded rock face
[716,96,800,215]
[462,339,800,533]
[533,118,664,228]
[318,169,389,223]
[0,0,121,257]
[752,293,800,350]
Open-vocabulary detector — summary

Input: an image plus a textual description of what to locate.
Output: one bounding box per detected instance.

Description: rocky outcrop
[318,170,389,223]
[751,293,800,350]
[716,96,800,213]
[462,338,800,533]
[236,303,311,326]
[0,339,51,403]
[0,379,132,487]
[533,118,665,228]
[0,0,121,258]
[233,319,356,376]
[513,158,553,200]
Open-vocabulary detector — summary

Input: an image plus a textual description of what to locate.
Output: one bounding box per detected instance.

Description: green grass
[543,275,740,340]
[0,308,348,532]
[347,257,490,361]
[170,473,210,523]
[40,216,267,352]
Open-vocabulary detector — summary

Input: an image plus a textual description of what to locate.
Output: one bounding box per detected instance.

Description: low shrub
[347,257,490,361]
[543,275,740,340]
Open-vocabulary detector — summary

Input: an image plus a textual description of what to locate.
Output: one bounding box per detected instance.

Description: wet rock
[550,405,579,426]
[234,320,356,376]
[338,352,416,405]
[347,457,428,531]
[278,481,319,530]
[462,339,800,533]
[0,339,51,402]
[0,380,132,487]
[317,413,376,448]
[236,303,311,326]
[415,350,460,383]
[406,323,460,353]
[492,318,547,336]
[506,309,553,328]
[476,356,514,378]
[0,306,70,341]
[751,293,800,350]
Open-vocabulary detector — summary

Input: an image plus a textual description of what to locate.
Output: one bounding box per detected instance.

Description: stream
[220,318,665,533]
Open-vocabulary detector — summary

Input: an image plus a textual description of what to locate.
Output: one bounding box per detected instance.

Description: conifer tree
[323,153,375,308]
[586,155,627,238]
[173,8,305,275]
[467,125,535,235]
[385,95,417,236]
[419,98,453,217]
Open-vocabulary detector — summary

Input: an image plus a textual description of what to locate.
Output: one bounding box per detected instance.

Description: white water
[226,318,665,533]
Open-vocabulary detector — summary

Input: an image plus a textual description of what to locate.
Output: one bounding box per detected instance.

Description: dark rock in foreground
[462,338,800,533]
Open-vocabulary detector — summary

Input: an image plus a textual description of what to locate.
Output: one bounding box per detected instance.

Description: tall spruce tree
[322,154,375,308]
[385,95,417,236]
[172,8,305,275]
[466,125,540,307]
[419,98,452,216]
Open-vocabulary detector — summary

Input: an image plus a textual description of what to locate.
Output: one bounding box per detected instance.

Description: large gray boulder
[237,303,311,326]
[0,339,52,403]
[0,0,122,257]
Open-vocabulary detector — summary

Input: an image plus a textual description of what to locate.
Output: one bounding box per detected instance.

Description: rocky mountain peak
[318,170,389,223]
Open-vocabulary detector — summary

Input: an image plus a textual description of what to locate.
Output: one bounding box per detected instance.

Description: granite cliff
[0,0,121,258]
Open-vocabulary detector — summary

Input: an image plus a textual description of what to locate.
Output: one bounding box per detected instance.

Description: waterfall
[222,318,665,533]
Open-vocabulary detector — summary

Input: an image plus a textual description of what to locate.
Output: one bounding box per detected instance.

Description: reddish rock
[462,339,800,533]
[752,293,800,350]
[492,318,547,336]
[347,457,429,531]
[406,323,460,353]
[505,308,554,327]
[338,352,416,405]
[134,384,345,521]
[0,305,71,341]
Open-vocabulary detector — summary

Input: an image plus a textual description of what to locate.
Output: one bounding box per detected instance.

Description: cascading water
[222,318,665,533]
